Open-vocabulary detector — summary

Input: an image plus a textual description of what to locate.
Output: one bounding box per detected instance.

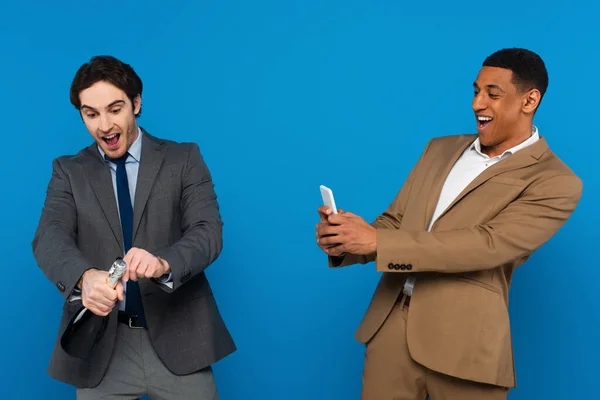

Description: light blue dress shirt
[97,127,172,310]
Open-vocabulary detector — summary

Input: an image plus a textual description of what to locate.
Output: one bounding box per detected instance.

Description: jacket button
[388,263,394,270]
[56,282,65,292]
[393,264,400,270]
[407,264,413,270]
[400,264,407,270]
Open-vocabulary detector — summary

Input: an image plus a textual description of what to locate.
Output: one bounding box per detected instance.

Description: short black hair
[483,48,549,107]
[70,55,143,118]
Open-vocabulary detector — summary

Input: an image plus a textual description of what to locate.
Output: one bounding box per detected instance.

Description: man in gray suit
[32,55,235,399]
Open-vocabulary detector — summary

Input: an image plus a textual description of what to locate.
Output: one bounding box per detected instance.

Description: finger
[105,286,118,302]
[317,224,341,238]
[100,301,114,314]
[130,249,144,281]
[327,213,348,225]
[318,206,332,221]
[316,221,334,235]
[92,290,117,308]
[316,222,326,237]
[122,252,133,282]
[115,281,125,301]
[136,260,149,280]
[129,267,137,282]
[89,281,118,306]
[128,251,144,281]
[89,304,111,317]
[333,211,356,220]
[123,247,141,282]
[137,253,155,279]
[83,295,111,315]
[318,234,344,247]
[145,258,160,278]
[145,269,155,279]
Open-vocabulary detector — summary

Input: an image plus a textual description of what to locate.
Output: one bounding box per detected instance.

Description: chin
[98,144,119,157]
[478,134,495,147]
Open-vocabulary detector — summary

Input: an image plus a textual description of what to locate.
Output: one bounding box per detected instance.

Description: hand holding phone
[317,185,348,257]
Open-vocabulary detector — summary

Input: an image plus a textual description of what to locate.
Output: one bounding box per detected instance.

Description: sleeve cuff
[157,272,173,283]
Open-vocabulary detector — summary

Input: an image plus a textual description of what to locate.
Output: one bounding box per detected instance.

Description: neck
[132,124,140,141]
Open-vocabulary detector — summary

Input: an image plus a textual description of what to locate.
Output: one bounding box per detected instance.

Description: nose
[98,113,112,133]
[472,92,487,113]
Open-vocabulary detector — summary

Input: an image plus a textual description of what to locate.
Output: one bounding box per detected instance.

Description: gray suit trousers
[76,324,219,400]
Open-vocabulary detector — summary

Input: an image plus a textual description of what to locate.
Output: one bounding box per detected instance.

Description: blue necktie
[105,153,146,327]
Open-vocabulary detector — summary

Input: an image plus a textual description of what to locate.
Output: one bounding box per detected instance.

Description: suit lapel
[431,136,549,227]
[132,130,166,243]
[423,135,475,229]
[81,144,124,250]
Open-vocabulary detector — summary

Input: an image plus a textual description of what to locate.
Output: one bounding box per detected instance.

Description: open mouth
[102,133,121,149]
[477,116,493,130]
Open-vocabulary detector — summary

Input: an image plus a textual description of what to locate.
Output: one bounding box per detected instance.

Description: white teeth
[104,133,118,139]
[477,116,493,122]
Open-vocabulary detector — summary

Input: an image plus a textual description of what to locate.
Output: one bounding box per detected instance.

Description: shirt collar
[97,126,143,162]
[471,125,540,159]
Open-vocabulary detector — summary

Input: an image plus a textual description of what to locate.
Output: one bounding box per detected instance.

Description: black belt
[118,311,146,329]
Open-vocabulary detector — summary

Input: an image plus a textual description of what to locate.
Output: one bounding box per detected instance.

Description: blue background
[1,1,598,399]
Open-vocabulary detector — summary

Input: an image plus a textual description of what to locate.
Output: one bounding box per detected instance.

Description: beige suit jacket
[330,133,583,388]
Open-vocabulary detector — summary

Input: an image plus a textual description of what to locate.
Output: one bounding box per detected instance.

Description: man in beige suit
[316,48,582,399]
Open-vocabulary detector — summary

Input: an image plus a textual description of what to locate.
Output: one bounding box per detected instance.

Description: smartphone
[319,185,338,214]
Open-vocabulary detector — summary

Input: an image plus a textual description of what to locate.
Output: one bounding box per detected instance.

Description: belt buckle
[128,316,143,329]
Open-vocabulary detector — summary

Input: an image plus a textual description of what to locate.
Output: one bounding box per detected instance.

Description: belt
[118,311,146,329]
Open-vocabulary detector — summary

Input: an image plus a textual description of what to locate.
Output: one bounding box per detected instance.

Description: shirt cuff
[157,272,173,283]
[68,287,82,302]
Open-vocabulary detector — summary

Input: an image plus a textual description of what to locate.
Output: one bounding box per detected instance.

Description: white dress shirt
[402,126,540,296]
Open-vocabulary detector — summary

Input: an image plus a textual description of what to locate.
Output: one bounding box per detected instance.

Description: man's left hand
[123,248,170,282]
[316,212,377,256]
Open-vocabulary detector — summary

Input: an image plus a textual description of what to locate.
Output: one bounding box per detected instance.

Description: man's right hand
[79,269,124,316]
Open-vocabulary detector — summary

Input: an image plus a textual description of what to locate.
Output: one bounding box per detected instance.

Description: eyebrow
[80,99,126,112]
[473,83,506,93]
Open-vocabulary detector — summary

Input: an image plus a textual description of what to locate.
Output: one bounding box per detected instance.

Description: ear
[522,89,541,115]
[133,95,142,116]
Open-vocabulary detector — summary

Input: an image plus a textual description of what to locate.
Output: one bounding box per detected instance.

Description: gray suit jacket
[32,129,236,388]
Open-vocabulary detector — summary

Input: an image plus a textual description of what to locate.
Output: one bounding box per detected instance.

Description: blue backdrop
[1,1,598,399]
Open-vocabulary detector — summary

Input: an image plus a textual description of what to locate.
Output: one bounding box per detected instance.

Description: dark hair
[483,48,549,108]
[70,55,143,117]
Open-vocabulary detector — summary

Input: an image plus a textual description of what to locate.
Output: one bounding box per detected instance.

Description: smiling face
[472,66,541,157]
[79,80,141,159]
